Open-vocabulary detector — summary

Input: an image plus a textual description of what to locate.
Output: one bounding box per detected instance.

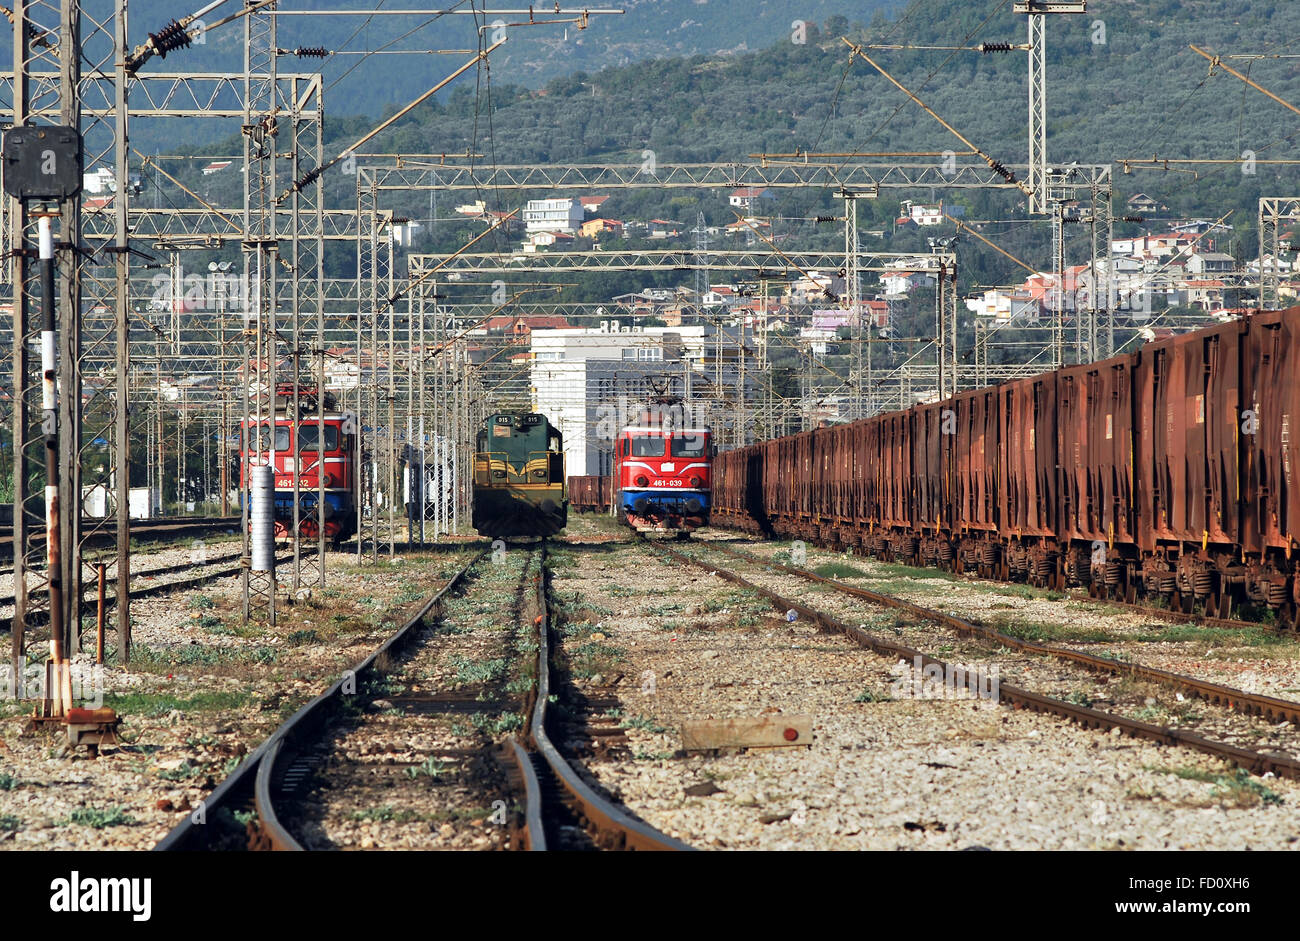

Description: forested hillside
[106,0,904,127]
[171,0,1300,295]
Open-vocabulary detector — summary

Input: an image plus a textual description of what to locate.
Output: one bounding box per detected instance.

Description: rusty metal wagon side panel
[1242,308,1300,551]
[999,375,1057,538]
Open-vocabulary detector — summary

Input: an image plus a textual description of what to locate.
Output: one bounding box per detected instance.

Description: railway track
[0,545,314,635]
[0,516,242,566]
[653,538,1300,782]
[714,525,1293,637]
[155,542,685,852]
[707,541,1300,725]
[509,544,689,851]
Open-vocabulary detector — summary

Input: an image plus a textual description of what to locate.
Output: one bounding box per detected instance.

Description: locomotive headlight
[635,475,649,487]
[690,476,702,488]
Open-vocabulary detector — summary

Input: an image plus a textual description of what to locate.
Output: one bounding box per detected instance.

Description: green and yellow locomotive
[472,412,568,538]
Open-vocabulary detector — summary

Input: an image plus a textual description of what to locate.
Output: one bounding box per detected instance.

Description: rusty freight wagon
[710,306,1300,628]
[567,475,613,513]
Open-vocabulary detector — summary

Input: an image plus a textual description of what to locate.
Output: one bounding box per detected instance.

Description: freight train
[237,384,358,544]
[712,307,1300,627]
[472,412,568,538]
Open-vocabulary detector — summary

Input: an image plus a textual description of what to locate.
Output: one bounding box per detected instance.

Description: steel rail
[0,516,244,559]
[154,549,485,851]
[709,521,1282,636]
[515,543,691,851]
[508,738,547,851]
[0,548,271,634]
[651,541,1300,782]
[705,541,1300,725]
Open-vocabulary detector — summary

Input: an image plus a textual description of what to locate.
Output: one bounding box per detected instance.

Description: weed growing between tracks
[103,689,251,717]
[1145,764,1285,808]
[65,806,135,829]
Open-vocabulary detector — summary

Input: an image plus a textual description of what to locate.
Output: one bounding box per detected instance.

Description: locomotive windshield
[297,423,340,452]
[628,435,662,457]
[669,435,706,458]
[244,423,290,452]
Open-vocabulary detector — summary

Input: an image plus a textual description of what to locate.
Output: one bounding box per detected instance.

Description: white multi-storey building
[523,197,584,234]
[530,324,750,476]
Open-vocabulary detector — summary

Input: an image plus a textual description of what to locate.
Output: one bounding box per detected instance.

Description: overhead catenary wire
[841,38,1031,198]
[277,38,507,202]
[1190,44,1300,119]
[125,0,277,74]
[822,0,1013,182]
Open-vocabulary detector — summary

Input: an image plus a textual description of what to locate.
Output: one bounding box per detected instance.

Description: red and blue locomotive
[614,402,712,534]
[238,384,358,544]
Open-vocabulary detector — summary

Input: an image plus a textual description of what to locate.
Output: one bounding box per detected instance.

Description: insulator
[1122,215,1144,223]
[148,20,191,58]
[292,166,324,194]
[989,160,1017,184]
[979,42,1013,53]
[815,216,836,223]
[296,46,329,58]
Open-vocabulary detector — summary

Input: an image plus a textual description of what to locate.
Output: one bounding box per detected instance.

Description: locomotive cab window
[670,435,706,458]
[297,423,340,452]
[628,435,662,457]
[246,423,290,452]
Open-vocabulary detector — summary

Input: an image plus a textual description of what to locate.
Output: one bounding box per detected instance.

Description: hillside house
[729,187,775,212]
[1126,193,1161,214]
[1186,252,1235,277]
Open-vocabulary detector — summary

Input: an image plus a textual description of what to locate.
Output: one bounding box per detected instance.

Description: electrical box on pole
[2,125,83,201]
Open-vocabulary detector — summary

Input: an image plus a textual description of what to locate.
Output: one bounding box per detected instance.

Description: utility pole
[1016,1,1088,214]
[694,210,709,306]
[242,0,278,625]
[839,188,866,419]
